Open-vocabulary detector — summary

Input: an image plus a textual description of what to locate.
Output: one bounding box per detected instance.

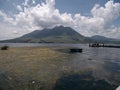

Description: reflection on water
[57,46,120,85]
[53,72,117,90]
[0,43,120,90]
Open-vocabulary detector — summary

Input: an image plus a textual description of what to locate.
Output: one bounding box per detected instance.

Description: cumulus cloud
[0,22,28,40]
[72,0,120,37]
[0,0,120,40]
[16,5,23,11]
[0,11,14,24]
[116,86,120,90]
[23,0,29,6]
[32,0,36,4]
[91,0,120,27]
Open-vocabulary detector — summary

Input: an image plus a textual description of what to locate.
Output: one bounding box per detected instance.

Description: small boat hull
[70,48,82,53]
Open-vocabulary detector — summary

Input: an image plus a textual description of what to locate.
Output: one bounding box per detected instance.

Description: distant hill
[1,26,92,43]
[1,26,120,44]
[90,35,120,44]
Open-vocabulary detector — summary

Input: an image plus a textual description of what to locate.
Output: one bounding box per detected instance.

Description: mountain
[90,35,120,44]
[1,26,92,43]
[1,26,120,44]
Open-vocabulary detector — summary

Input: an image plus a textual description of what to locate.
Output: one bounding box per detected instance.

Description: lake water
[0,43,120,90]
[0,43,88,48]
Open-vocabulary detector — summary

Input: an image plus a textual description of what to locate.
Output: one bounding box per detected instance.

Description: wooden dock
[89,43,120,48]
[101,45,120,48]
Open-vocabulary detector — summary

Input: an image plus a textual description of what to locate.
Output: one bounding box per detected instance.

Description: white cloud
[32,0,36,4]
[0,0,120,40]
[116,86,120,90]
[0,11,14,24]
[22,0,29,7]
[17,5,23,11]
[13,30,19,34]
[0,22,28,40]
[91,0,120,27]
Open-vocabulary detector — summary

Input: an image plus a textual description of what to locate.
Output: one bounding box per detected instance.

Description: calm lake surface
[0,43,120,90]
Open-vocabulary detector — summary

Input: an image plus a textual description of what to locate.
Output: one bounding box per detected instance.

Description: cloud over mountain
[0,0,120,40]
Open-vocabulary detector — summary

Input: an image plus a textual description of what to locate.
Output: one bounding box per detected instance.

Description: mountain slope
[91,35,120,44]
[2,26,91,43]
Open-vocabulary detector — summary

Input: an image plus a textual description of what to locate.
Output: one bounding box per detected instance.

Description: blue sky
[0,0,120,40]
[56,0,108,14]
[0,0,119,15]
[0,0,114,15]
